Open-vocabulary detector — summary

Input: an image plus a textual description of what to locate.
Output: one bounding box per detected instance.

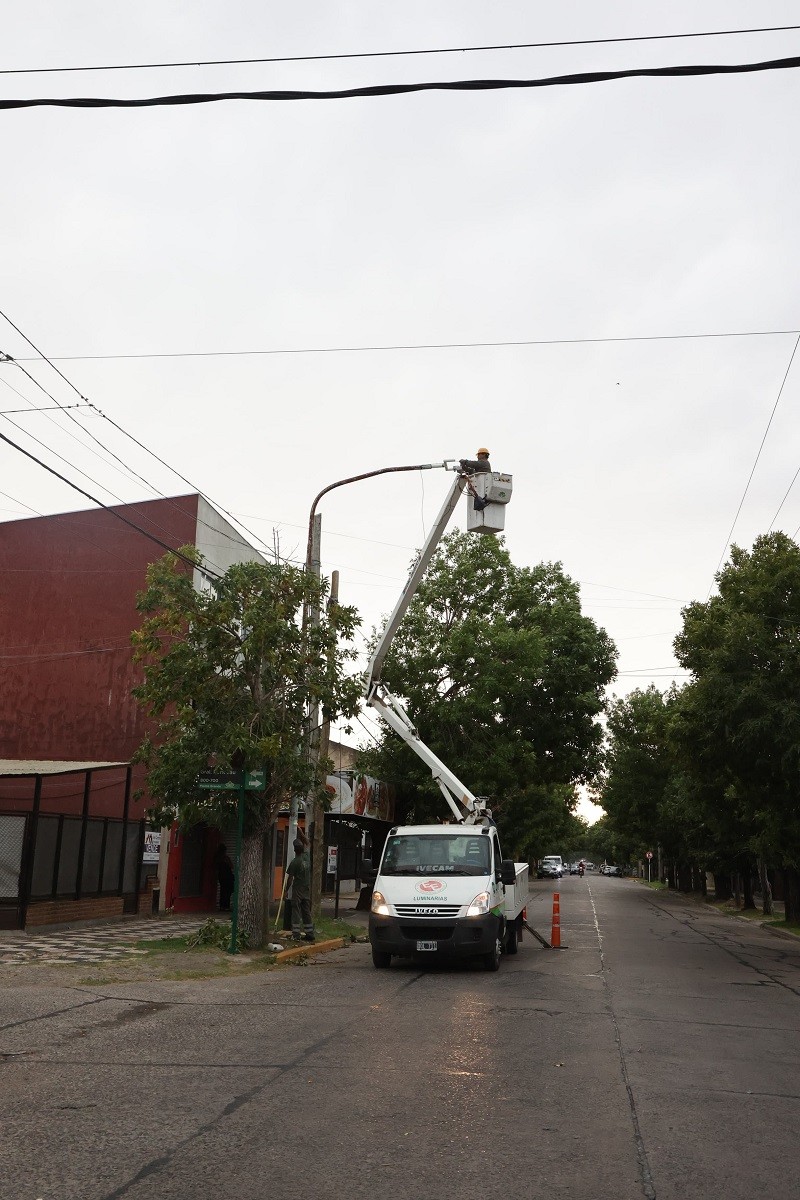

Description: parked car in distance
[540,855,563,877]
[536,862,561,880]
[608,865,624,877]
[569,862,579,875]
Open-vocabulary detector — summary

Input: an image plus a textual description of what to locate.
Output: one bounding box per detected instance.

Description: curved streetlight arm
[305,461,452,574]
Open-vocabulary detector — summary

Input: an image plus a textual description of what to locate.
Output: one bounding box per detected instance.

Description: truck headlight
[371,890,390,916]
[466,891,490,916]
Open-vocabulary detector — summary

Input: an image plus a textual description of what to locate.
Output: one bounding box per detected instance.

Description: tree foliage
[599,533,800,917]
[673,533,800,914]
[131,550,361,944]
[359,531,617,859]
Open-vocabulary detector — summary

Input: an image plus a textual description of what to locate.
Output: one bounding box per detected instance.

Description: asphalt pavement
[2,875,798,1200]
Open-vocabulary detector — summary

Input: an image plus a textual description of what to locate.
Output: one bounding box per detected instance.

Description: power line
[3,26,799,77]
[14,327,798,364]
[0,372,236,576]
[0,425,220,579]
[769,463,800,535]
[1,348,186,521]
[0,403,89,414]
[709,333,800,594]
[0,473,180,577]
[0,310,278,563]
[3,55,800,110]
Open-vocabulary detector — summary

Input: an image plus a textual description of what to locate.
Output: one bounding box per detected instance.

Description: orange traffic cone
[551,892,561,949]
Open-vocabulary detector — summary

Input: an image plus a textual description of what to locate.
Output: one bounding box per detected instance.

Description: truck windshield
[380,834,491,876]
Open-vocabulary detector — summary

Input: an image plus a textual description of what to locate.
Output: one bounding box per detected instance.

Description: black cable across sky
[11,328,800,364]
[2,55,800,110]
[709,333,800,595]
[0,426,220,577]
[1,24,798,76]
[0,307,278,562]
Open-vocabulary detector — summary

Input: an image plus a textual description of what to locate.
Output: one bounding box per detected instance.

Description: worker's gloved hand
[460,457,491,474]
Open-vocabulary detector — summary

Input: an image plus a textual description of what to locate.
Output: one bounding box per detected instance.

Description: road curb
[635,879,800,941]
[273,936,348,963]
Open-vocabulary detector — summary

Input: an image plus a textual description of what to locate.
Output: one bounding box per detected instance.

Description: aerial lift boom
[363,453,512,824]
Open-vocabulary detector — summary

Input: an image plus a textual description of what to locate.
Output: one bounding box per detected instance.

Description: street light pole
[303,460,451,917]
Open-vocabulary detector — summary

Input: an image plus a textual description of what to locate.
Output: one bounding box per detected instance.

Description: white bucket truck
[363,452,529,970]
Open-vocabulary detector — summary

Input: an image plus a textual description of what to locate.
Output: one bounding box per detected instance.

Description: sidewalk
[0,915,212,966]
[0,895,369,967]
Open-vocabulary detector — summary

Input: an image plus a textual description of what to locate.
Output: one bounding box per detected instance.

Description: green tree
[132,551,361,946]
[600,685,706,888]
[602,687,674,850]
[673,532,800,919]
[360,531,617,857]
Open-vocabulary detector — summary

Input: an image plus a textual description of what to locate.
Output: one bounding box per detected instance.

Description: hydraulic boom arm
[364,456,506,825]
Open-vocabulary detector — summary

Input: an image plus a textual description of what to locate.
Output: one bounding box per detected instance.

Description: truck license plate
[416,940,437,951]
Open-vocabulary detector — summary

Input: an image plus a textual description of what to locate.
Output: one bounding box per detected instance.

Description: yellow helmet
[476,447,490,457]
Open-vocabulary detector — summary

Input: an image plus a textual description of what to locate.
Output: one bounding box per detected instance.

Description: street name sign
[197,770,242,791]
[197,769,266,791]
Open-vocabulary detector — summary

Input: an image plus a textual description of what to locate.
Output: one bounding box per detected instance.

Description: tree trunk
[783,867,800,924]
[262,824,275,942]
[742,870,755,910]
[311,798,325,920]
[758,858,773,917]
[238,830,265,949]
[713,872,733,901]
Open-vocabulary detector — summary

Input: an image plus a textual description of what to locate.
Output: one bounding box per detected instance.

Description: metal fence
[0,765,147,927]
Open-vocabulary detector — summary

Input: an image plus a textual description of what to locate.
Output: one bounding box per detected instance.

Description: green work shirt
[287,851,311,899]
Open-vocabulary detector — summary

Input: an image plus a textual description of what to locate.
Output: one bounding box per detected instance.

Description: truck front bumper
[369,912,500,959]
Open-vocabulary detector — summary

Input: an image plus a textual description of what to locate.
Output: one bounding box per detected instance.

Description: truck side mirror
[361,858,377,884]
[500,859,516,886]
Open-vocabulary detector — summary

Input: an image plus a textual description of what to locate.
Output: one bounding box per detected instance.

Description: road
[2,876,799,1200]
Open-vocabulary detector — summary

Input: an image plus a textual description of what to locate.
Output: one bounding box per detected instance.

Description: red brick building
[0,494,262,927]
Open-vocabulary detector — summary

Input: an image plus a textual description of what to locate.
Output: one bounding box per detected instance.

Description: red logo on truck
[415,880,444,893]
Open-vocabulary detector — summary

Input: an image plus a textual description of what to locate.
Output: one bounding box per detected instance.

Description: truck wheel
[371,947,392,968]
[483,931,502,972]
[505,918,519,956]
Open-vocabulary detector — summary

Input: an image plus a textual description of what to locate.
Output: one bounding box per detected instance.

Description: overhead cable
[708,332,800,593]
[0,426,220,579]
[2,24,798,76]
[0,308,276,561]
[2,55,800,110]
[14,327,799,364]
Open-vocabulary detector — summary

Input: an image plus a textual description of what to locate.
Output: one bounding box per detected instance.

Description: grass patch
[640,880,667,891]
[265,914,364,943]
[133,935,193,953]
[764,919,800,936]
[711,901,766,921]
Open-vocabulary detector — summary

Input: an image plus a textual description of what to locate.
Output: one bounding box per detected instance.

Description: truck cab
[369,824,527,971]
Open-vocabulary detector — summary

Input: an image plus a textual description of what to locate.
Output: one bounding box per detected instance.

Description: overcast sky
[3,3,800,820]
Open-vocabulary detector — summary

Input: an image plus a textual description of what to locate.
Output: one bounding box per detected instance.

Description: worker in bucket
[286,836,315,943]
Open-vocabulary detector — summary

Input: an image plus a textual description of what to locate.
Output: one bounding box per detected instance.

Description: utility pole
[302,460,450,919]
[311,569,339,918]
[291,513,321,853]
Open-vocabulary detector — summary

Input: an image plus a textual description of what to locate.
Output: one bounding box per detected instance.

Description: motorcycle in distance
[578,862,585,878]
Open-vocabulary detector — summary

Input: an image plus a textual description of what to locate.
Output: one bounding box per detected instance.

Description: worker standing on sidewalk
[287,835,315,943]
